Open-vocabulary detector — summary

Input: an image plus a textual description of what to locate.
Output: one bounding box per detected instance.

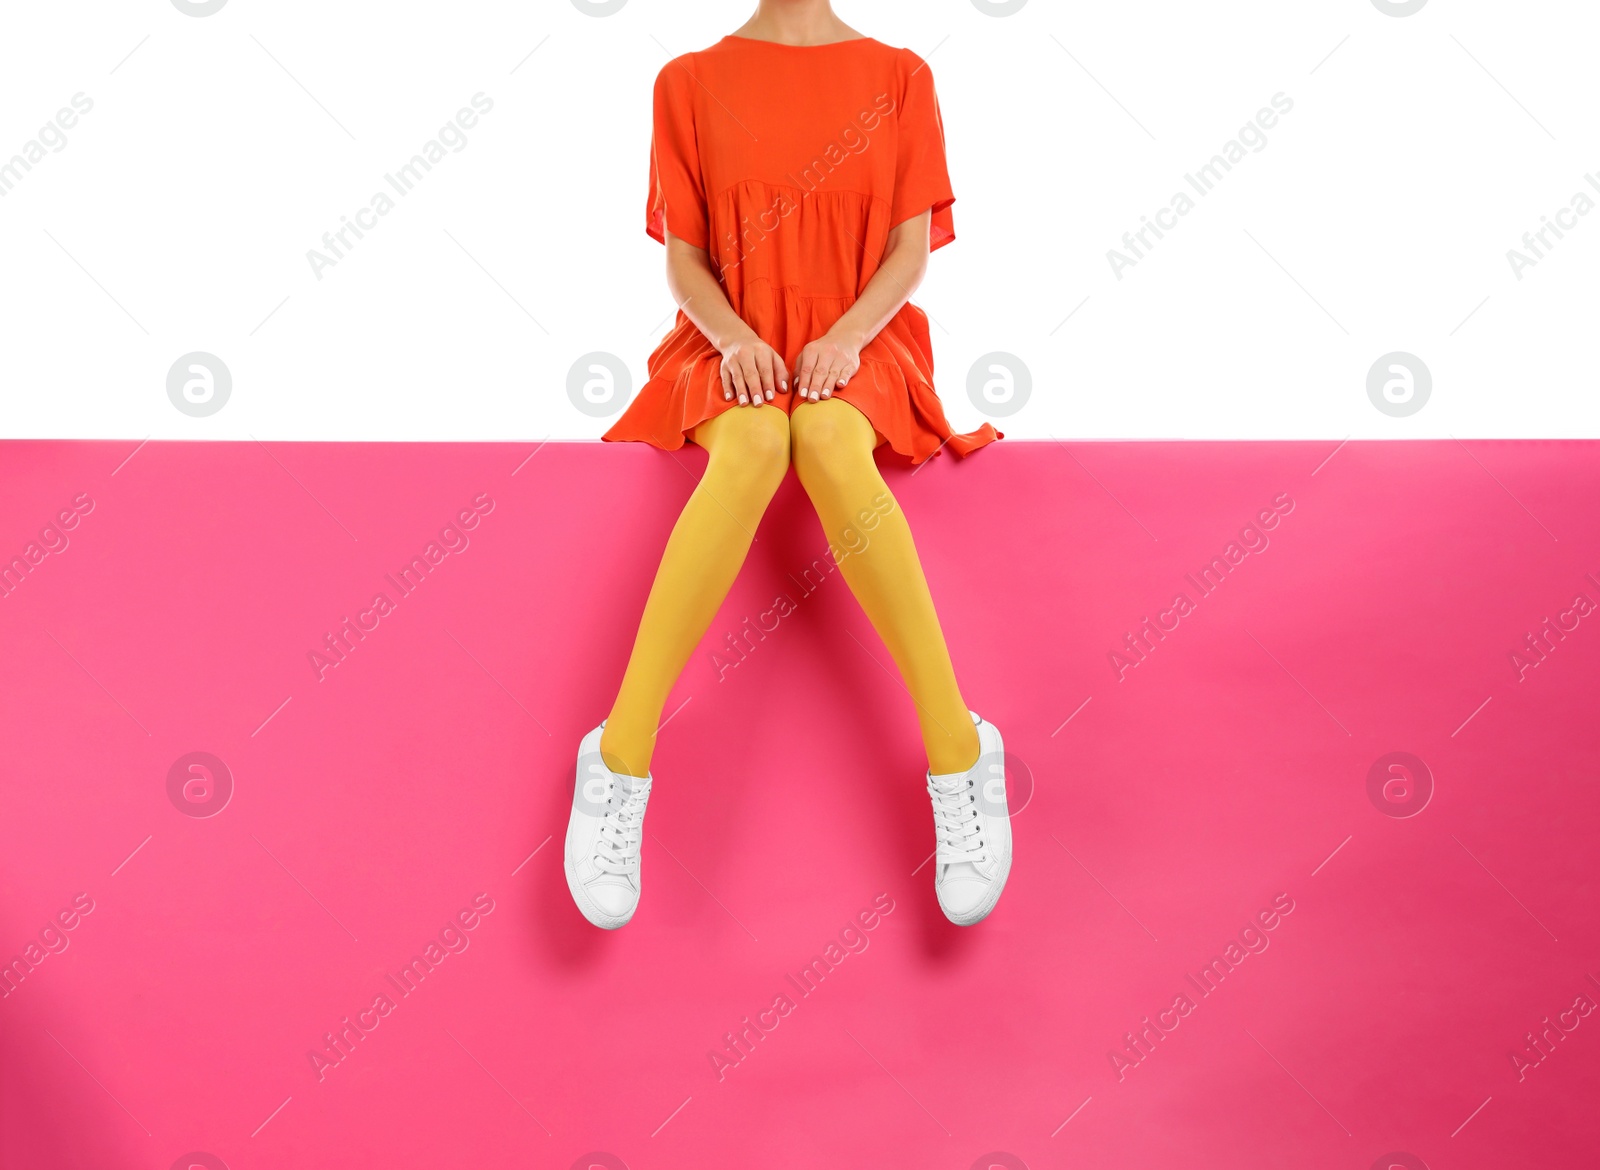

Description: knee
[706,408,791,493]
[790,401,871,488]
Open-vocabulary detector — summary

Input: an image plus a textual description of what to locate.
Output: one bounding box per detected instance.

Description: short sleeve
[890,52,956,252]
[646,58,710,250]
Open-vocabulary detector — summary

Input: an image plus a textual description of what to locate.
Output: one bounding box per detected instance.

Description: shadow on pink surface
[0,438,1596,1170]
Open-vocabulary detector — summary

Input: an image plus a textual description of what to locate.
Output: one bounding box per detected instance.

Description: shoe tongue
[609,773,647,809]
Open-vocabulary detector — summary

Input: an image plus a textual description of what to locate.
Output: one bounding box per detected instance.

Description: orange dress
[602,35,1000,465]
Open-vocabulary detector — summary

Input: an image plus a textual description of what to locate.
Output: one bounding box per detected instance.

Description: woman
[564,0,1012,929]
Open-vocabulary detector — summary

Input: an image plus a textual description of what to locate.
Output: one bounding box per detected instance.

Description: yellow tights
[598,398,981,778]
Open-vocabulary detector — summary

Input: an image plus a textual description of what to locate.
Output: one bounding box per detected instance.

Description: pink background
[1,438,1597,1170]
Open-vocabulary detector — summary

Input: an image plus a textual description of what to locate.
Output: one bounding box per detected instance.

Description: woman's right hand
[718,334,788,407]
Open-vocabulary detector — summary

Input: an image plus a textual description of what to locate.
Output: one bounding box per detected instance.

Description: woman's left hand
[793,331,862,401]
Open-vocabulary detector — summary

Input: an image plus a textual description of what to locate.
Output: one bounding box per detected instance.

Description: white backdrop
[1,0,1595,441]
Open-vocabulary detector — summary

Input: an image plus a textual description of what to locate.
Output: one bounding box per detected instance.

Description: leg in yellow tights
[789,398,981,775]
[598,405,791,777]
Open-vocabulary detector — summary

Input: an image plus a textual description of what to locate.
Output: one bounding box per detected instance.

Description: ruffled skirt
[603,280,999,464]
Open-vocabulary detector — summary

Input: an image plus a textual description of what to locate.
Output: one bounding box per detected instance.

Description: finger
[720,363,734,403]
[729,362,750,406]
[774,350,790,395]
[754,349,777,402]
[797,350,819,398]
[810,356,833,400]
[766,350,781,400]
[814,357,838,400]
[818,361,839,399]
[795,350,819,400]
[739,354,764,407]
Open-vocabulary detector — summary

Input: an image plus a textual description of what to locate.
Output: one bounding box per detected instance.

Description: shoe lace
[928,772,988,866]
[594,776,651,875]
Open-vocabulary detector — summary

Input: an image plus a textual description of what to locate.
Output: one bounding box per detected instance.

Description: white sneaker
[927,711,1013,926]
[564,724,652,930]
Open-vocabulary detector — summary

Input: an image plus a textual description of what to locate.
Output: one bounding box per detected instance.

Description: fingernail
[781,379,788,389]
[738,394,748,404]
[724,391,733,401]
